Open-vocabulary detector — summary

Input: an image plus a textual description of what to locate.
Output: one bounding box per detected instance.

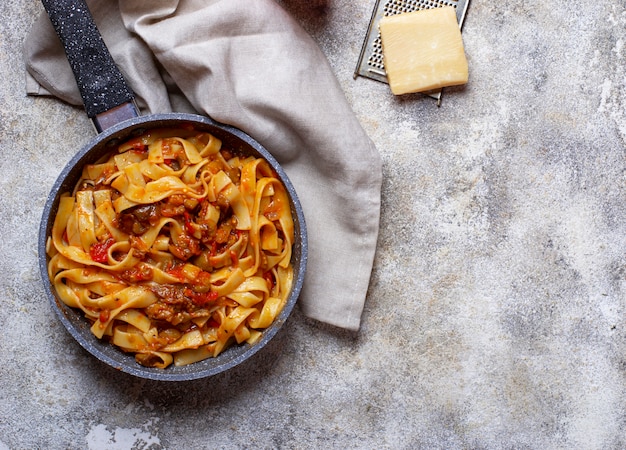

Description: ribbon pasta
[46,128,295,369]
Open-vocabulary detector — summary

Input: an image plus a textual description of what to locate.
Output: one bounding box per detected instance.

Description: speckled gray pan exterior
[38,113,308,381]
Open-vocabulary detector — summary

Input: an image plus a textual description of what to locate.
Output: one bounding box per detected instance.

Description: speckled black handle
[40,0,135,118]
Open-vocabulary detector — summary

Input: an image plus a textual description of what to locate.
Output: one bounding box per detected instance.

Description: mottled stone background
[1,0,624,449]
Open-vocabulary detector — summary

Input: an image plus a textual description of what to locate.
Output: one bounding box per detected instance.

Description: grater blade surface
[354,0,470,104]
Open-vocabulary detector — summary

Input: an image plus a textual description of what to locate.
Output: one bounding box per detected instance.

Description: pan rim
[38,112,307,381]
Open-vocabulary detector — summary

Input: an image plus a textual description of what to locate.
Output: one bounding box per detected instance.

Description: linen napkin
[24,0,382,331]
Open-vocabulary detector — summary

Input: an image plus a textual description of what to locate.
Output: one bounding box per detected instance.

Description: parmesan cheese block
[379,6,468,95]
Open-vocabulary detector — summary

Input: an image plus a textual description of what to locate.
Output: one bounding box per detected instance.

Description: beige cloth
[24,0,382,331]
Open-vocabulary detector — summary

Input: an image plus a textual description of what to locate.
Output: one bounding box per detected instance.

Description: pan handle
[40,0,138,131]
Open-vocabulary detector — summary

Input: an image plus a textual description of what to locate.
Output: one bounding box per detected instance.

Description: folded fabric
[24,0,382,331]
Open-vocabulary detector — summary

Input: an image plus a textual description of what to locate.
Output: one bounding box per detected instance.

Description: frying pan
[37,0,307,381]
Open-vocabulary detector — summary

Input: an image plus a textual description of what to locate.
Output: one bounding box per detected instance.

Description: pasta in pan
[46,127,295,369]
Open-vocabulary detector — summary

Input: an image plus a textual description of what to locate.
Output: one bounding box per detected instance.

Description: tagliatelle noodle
[47,128,295,368]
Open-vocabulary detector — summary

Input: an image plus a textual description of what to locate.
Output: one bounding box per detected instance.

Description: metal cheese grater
[354,0,470,105]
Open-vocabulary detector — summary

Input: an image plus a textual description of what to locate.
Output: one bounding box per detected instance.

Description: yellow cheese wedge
[379,6,468,95]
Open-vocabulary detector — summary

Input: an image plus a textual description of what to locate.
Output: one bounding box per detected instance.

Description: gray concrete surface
[1,0,624,448]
